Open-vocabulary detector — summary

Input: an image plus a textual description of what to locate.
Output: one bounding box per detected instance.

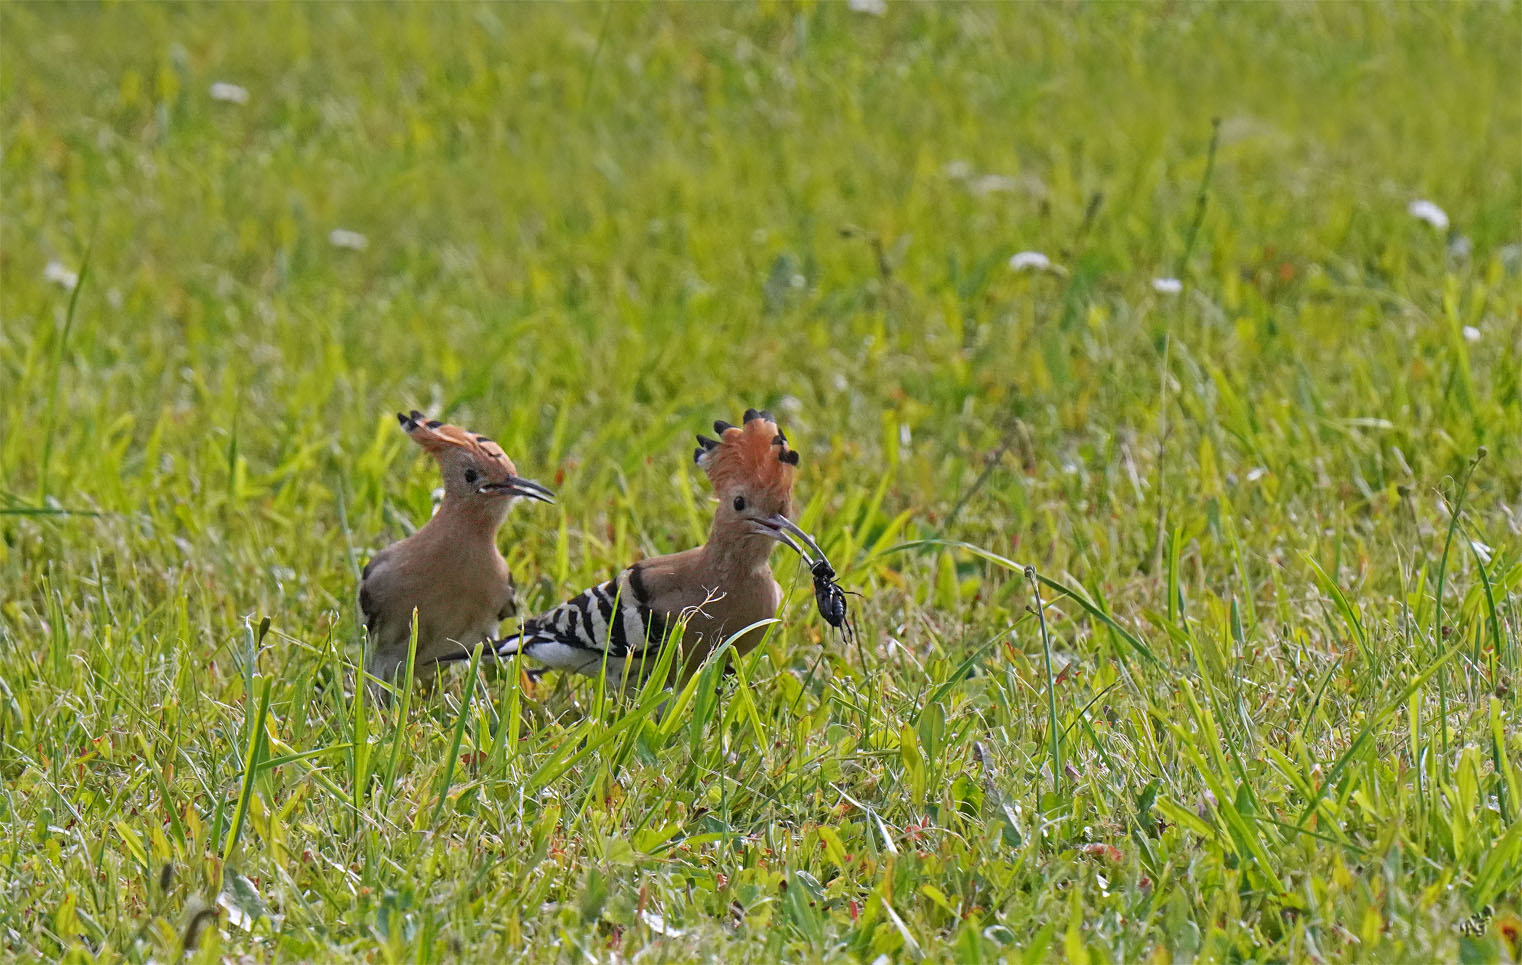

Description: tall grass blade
[223,676,272,862]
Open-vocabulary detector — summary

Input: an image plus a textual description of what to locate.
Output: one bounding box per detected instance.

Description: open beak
[750,513,826,565]
[478,476,556,503]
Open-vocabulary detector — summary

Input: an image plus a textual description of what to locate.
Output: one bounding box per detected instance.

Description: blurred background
[1,3,1519,958]
[5,4,1516,615]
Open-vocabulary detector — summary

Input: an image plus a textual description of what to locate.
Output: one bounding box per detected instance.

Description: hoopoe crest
[393,409,553,506]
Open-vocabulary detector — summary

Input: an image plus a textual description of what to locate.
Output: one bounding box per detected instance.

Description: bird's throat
[700,522,778,580]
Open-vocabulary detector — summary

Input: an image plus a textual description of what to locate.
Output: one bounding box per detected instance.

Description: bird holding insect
[472,408,857,686]
[737,485,857,645]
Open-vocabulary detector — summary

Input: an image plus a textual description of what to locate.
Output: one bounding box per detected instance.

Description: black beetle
[811,558,858,643]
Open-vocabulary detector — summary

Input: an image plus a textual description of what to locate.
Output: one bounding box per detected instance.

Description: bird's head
[695,408,816,555]
[397,410,554,510]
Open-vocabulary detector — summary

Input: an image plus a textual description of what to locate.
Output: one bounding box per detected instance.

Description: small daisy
[328,228,369,251]
[209,82,250,105]
[1009,250,1054,272]
[942,160,972,180]
[639,910,684,937]
[1152,277,1183,295]
[1499,243,1522,274]
[43,260,78,290]
[968,174,1017,197]
[1462,325,1481,344]
[1407,199,1449,231]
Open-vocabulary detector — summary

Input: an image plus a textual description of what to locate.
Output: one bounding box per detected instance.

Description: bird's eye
[733,495,746,511]
[464,468,480,484]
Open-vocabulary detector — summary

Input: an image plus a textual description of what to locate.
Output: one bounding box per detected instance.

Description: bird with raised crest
[472,408,822,688]
[359,410,554,694]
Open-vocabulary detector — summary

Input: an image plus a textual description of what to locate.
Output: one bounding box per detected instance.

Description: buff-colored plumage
[486,408,813,688]
[359,411,553,694]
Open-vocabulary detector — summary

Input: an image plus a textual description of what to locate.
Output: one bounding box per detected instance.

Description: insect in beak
[811,557,856,642]
[750,514,859,640]
[478,476,556,503]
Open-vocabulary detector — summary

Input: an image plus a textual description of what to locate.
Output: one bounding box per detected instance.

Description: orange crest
[397,410,519,474]
[694,408,798,502]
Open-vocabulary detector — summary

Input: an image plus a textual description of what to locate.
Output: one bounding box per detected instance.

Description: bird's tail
[489,633,525,659]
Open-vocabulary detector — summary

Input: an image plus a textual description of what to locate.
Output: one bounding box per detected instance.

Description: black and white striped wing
[493,565,672,680]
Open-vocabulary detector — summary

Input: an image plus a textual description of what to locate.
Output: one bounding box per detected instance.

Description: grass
[2,2,1520,960]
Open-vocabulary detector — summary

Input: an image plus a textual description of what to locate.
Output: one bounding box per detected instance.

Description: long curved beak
[479,476,556,503]
[750,513,826,564]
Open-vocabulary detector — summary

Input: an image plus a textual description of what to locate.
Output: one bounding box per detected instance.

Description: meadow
[3,2,1520,961]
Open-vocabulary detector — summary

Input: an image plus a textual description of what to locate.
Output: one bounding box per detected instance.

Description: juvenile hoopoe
[359,410,554,690]
[474,408,819,688]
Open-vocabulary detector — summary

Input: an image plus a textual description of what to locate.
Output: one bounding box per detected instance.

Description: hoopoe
[472,408,819,688]
[359,410,554,691]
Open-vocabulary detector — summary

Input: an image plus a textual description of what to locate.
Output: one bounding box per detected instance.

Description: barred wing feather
[491,565,673,682]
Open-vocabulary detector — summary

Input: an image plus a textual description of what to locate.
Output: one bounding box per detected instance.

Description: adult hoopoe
[476,408,819,688]
[359,410,554,691]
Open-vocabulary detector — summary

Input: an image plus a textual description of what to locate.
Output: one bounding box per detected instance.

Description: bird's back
[495,547,781,687]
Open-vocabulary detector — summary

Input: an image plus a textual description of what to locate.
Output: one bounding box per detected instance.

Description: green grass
[3,2,1521,960]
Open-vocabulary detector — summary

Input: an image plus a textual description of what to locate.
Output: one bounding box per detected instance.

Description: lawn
[2,2,1520,961]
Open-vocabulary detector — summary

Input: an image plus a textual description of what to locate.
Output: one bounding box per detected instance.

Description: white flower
[44,260,78,290]
[1407,199,1449,231]
[209,82,250,105]
[1462,325,1481,343]
[328,228,369,251]
[218,892,255,930]
[1009,251,1053,272]
[1152,277,1183,295]
[968,174,1017,196]
[848,0,886,14]
[1470,539,1493,564]
[639,909,684,937]
[1499,243,1522,274]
